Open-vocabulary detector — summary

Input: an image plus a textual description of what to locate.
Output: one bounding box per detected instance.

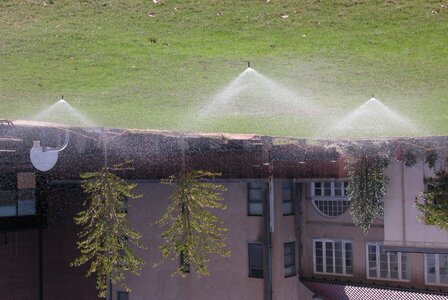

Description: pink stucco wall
[112,181,312,300]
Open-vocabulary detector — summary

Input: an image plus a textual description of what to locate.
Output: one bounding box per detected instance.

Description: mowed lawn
[1,0,447,137]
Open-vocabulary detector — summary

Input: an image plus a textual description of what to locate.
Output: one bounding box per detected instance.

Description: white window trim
[311,181,348,198]
[313,239,353,276]
[366,242,410,282]
[311,181,350,218]
[425,253,448,286]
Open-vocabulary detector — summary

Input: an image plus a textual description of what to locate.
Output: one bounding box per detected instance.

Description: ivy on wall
[156,170,231,277]
[416,170,448,230]
[343,143,390,234]
[71,167,144,298]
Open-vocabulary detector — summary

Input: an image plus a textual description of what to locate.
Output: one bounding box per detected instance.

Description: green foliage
[345,143,390,234]
[416,171,448,230]
[403,146,418,168]
[72,167,144,298]
[156,170,230,277]
[425,149,438,169]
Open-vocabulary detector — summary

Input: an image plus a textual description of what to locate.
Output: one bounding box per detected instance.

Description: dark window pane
[249,243,263,278]
[18,190,35,216]
[284,242,295,277]
[117,291,129,300]
[248,183,264,216]
[180,251,190,273]
[0,190,17,217]
[282,182,293,215]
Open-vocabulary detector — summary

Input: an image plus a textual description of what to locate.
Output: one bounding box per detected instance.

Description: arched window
[311,181,350,217]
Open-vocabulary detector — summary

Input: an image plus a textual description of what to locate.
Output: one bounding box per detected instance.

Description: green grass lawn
[1,0,447,138]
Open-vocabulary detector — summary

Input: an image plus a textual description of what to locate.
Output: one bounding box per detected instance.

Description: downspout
[401,162,406,244]
[264,163,274,300]
[294,181,303,276]
[38,228,43,300]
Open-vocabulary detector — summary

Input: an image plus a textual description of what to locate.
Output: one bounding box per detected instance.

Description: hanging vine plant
[71,163,145,298]
[344,142,390,234]
[416,170,448,230]
[425,148,438,169]
[155,170,231,277]
[402,145,418,167]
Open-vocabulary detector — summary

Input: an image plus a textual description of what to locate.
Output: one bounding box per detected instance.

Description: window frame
[313,239,353,276]
[311,181,350,218]
[425,253,448,286]
[284,241,296,277]
[0,188,36,217]
[117,291,129,300]
[366,242,410,282]
[282,182,294,216]
[248,242,264,278]
[180,251,190,274]
[248,182,264,216]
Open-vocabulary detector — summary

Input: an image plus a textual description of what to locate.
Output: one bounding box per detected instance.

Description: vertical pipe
[38,228,43,300]
[401,162,406,243]
[294,181,303,278]
[109,279,112,300]
[263,165,273,300]
[269,165,275,233]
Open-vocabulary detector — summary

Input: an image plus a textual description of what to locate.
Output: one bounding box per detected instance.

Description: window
[180,251,190,273]
[366,243,410,281]
[282,182,294,215]
[0,189,35,217]
[426,253,448,286]
[117,291,129,300]
[311,181,350,217]
[248,182,264,216]
[284,242,296,277]
[249,243,263,278]
[118,236,129,267]
[314,239,353,275]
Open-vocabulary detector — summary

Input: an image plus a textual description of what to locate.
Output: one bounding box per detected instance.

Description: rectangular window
[248,182,264,216]
[282,182,294,215]
[249,243,264,278]
[313,239,353,276]
[0,190,17,217]
[426,253,448,286]
[312,181,348,197]
[0,189,36,217]
[17,190,36,216]
[366,242,410,281]
[180,251,190,273]
[117,291,129,300]
[284,242,296,277]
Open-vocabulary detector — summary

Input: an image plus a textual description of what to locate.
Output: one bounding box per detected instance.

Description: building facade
[1,122,448,299]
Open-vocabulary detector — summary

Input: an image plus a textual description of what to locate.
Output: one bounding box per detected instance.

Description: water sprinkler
[247,61,251,68]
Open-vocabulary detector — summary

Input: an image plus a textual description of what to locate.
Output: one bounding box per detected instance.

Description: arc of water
[199,67,315,119]
[32,98,96,126]
[332,97,419,134]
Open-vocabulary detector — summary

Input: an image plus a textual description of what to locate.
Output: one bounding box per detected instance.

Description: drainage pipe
[38,228,43,300]
[264,164,274,300]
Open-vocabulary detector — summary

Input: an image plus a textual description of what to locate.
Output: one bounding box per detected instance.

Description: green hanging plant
[416,170,448,230]
[425,149,438,169]
[403,146,418,168]
[344,143,390,234]
[71,166,145,298]
[155,170,231,277]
